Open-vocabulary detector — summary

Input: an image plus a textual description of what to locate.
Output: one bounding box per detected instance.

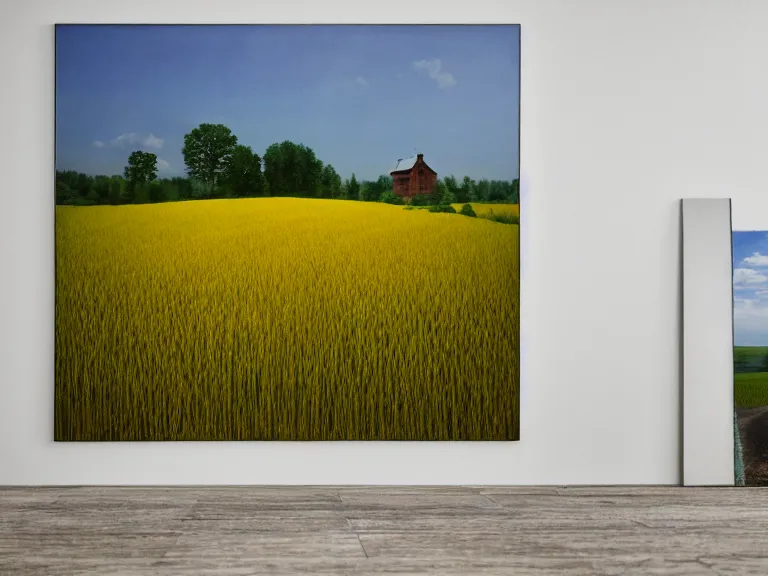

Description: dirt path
[736,406,768,486]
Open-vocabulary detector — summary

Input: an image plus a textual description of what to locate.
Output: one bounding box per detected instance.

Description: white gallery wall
[2,0,768,485]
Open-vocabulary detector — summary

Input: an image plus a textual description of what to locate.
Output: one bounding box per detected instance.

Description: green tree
[263,140,323,197]
[76,172,92,199]
[367,175,393,202]
[190,179,216,199]
[347,173,360,200]
[172,177,192,200]
[120,184,134,204]
[55,170,93,203]
[360,182,373,201]
[443,175,459,201]
[163,179,180,202]
[320,164,343,198]
[147,180,166,203]
[108,176,124,205]
[92,176,111,204]
[475,179,490,202]
[380,189,403,205]
[456,176,474,204]
[123,151,158,203]
[55,179,74,205]
[263,143,284,196]
[361,178,387,202]
[459,203,477,217]
[133,182,151,204]
[430,179,445,205]
[182,124,238,186]
[433,178,455,205]
[510,178,520,203]
[225,145,263,196]
[488,180,506,202]
[84,187,99,205]
[123,151,158,186]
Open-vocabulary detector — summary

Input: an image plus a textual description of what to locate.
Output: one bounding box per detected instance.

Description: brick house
[389,153,437,199]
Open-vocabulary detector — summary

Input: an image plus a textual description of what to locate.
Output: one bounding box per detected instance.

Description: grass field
[55,197,519,441]
[735,373,768,408]
[734,347,768,408]
[451,203,519,220]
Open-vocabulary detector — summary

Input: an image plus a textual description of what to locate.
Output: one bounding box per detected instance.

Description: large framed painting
[54,24,521,441]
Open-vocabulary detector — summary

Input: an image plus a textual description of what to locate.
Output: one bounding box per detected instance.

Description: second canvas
[733,231,768,484]
[54,24,521,441]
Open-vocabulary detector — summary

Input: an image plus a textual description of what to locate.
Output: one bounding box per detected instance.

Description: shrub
[429,204,457,214]
[380,190,404,205]
[459,204,477,218]
[411,193,432,207]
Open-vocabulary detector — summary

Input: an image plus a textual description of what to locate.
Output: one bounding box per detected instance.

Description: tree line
[55,123,520,206]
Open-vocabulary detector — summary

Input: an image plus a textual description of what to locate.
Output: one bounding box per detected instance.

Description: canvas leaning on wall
[733,231,768,485]
[54,24,521,441]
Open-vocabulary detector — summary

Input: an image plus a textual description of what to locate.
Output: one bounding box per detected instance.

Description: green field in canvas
[55,198,520,441]
[735,373,768,408]
[734,347,768,408]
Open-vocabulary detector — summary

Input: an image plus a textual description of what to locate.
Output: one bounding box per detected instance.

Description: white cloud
[92,140,105,148]
[734,297,768,316]
[111,133,139,147]
[734,283,768,344]
[109,132,164,149]
[734,296,768,329]
[143,134,164,149]
[157,158,171,171]
[734,268,768,286]
[413,58,457,89]
[355,76,368,87]
[743,252,768,266]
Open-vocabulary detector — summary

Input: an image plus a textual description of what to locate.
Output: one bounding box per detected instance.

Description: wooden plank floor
[2,486,768,575]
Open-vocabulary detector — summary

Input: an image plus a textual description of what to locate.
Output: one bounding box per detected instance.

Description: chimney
[417,153,423,161]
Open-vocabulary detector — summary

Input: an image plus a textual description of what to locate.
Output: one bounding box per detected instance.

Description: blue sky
[733,231,768,346]
[55,25,520,182]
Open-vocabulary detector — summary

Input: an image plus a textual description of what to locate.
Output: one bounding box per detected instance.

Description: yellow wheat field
[55,198,519,441]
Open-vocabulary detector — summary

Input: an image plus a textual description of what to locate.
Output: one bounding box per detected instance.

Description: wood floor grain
[1,486,767,575]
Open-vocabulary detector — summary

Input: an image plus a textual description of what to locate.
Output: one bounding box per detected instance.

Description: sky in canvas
[55,25,520,181]
[733,231,768,346]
